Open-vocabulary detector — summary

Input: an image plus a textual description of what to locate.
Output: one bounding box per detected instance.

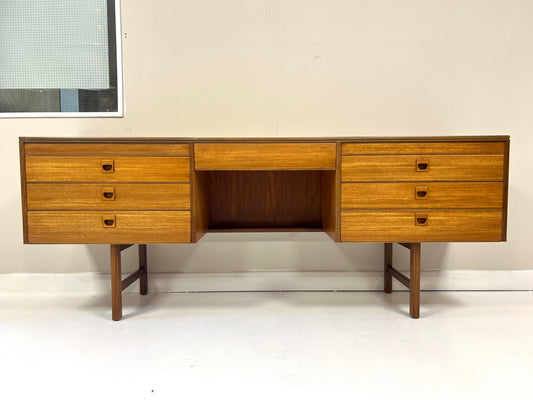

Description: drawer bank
[19,136,510,320]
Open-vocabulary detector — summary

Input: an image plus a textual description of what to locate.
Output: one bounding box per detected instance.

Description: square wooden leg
[384,243,393,293]
[110,244,148,321]
[110,244,122,321]
[139,244,148,295]
[384,242,422,319]
[409,243,421,319]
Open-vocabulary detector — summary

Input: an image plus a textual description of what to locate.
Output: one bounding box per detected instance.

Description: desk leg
[409,243,421,319]
[384,243,421,319]
[110,244,149,321]
[384,243,393,293]
[139,244,148,295]
[111,244,122,321]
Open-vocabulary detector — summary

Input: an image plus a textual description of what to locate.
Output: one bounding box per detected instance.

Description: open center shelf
[194,170,337,232]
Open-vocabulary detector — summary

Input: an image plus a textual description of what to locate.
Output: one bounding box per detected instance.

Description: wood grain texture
[25,156,190,182]
[341,209,503,242]
[207,171,322,229]
[341,182,503,209]
[341,154,504,182]
[342,141,505,155]
[20,136,509,246]
[25,143,190,156]
[195,142,336,170]
[27,211,191,244]
[26,183,190,210]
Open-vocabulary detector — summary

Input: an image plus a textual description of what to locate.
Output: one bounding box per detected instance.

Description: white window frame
[0,0,123,118]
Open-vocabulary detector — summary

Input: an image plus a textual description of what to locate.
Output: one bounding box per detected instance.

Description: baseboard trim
[1,270,532,294]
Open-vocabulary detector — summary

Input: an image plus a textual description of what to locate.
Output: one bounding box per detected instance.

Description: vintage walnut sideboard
[19,136,510,320]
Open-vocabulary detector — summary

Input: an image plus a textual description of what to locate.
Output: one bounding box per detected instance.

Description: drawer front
[341,154,504,182]
[342,141,505,155]
[25,156,190,182]
[25,143,190,156]
[341,209,503,242]
[27,211,191,244]
[195,143,336,170]
[27,183,190,211]
[341,182,503,209]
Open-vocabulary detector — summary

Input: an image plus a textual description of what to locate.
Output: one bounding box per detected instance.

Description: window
[0,0,122,117]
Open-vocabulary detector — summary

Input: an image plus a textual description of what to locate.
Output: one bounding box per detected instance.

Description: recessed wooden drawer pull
[101,160,115,173]
[416,158,429,171]
[102,216,116,228]
[415,213,428,226]
[415,186,428,199]
[101,188,116,201]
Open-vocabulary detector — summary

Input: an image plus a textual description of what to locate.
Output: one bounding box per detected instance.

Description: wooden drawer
[25,156,190,182]
[26,211,191,244]
[26,183,190,211]
[341,209,503,242]
[341,182,503,209]
[25,143,190,156]
[194,143,336,170]
[342,141,505,155]
[341,154,504,182]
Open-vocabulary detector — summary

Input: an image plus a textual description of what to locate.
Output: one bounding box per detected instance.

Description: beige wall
[1,0,532,273]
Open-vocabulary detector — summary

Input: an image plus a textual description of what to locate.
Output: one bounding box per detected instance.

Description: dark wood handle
[102,216,116,228]
[415,186,428,199]
[101,187,116,201]
[415,213,428,226]
[101,160,115,173]
[416,158,429,171]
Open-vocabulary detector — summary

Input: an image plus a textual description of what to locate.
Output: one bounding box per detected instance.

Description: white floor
[1,290,532,399]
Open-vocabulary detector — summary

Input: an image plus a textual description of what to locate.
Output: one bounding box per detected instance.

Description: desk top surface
[20,135,510,144]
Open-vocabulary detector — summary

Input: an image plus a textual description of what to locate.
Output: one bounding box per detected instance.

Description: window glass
[0,0,122,117]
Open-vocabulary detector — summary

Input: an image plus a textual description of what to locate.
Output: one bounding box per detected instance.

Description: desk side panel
[501,138,510,241]
[19,139,29,244]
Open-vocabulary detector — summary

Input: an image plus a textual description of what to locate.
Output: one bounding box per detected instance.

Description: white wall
[1,0,532,274]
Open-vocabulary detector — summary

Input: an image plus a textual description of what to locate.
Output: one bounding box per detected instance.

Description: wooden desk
[19,136,510,320]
